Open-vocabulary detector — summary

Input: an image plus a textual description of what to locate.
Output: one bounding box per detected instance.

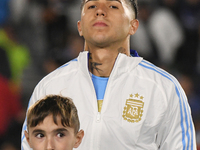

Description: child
[24,95,84,150]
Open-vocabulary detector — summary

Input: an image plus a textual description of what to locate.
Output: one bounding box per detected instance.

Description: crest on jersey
[122,93,144,123]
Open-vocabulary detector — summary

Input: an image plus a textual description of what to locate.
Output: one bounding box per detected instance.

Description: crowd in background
[0,0,200,149]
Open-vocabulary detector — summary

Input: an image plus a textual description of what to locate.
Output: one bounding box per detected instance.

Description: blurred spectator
[148,2,184,68]
[174,0,200,74]
[37,0,84,73]
[0,74,23,150]
[131,1,184,69]
[0,47,11,79]
[159,0,181,18]
[198,25,200,74]
[41,0,70,50]
[130,1,159,65]
[178,74,200,122]
[43,32,84,73]
[0,0,10,26]
[179,0,200,32]
[177,73,200,149]
[0,24,30,85]
[0,1,30,148]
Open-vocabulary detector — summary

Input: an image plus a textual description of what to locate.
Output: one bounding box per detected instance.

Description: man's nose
[95,4,107,17]
[45,137,55,150]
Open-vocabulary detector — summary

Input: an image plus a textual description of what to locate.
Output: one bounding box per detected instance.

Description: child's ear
[74,129,84,148]
[24,130,32,148]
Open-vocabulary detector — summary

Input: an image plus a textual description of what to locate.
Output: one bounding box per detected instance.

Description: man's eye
[88,5,96,9]
[110,5,118,9]
[36,133,44,138]
[57,133,65,138]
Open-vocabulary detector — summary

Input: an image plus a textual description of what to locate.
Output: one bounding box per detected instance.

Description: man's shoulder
[137,59,178,86]
[38,58,79,87]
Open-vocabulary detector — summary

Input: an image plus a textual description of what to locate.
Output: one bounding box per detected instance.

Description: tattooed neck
[88,52,103,74]
[118,47,126,54]
[87,47,126,76]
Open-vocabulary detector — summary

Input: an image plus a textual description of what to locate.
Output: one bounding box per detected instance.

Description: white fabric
[21,51,196,150]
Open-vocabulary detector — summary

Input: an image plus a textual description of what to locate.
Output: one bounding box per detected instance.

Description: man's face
[77,0,136,47]
[25,115,82,150]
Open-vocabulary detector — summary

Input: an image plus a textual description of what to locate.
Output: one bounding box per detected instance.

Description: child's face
[25,115,83,150]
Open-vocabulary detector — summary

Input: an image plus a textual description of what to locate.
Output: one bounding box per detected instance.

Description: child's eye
[57,132,65,138]
[36,133,44,138]
[88,5,96,9]
[110,5,118,9]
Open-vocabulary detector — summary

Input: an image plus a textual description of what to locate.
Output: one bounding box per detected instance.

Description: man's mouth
[93,21,108,27]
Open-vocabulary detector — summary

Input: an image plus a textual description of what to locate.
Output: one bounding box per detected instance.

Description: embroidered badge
[122,93,144,123]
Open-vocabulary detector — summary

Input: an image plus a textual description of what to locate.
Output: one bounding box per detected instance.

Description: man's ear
[24,130,32,148]
[77,21,83,36]
[129,19,139,35]
[74,129,84,148]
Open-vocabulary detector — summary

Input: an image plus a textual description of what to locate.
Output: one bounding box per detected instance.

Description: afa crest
[122,93,144,123]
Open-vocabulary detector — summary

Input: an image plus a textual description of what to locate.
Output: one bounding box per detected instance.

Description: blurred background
[0,0,199,149]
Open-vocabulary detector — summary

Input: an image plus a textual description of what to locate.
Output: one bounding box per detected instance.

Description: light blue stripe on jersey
[139,60,194,150]
[58,58,78,69]
[92,74,108,100]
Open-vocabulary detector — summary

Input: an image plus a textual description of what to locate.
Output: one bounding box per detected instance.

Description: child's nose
[45,137,55,150]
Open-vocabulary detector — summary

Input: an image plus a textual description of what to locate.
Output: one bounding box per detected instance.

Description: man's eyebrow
[85,0,97,4]
[107,0,121,3]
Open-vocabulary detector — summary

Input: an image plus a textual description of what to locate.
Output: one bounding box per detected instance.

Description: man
[22,0,197,149]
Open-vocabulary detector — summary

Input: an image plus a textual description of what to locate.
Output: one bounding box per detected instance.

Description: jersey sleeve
[21,82,46,150]
[156,80,196,149]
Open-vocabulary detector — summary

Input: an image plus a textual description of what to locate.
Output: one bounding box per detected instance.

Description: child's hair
[26,95,80,134]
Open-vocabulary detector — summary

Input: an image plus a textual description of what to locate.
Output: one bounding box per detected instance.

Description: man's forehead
[85,0,123,3]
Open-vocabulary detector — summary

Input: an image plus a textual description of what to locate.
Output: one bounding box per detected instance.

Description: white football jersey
[21,51,196,150]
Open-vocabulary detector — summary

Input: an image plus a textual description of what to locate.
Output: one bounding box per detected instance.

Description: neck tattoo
[118,47,126,54]
[88,52,103,74]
